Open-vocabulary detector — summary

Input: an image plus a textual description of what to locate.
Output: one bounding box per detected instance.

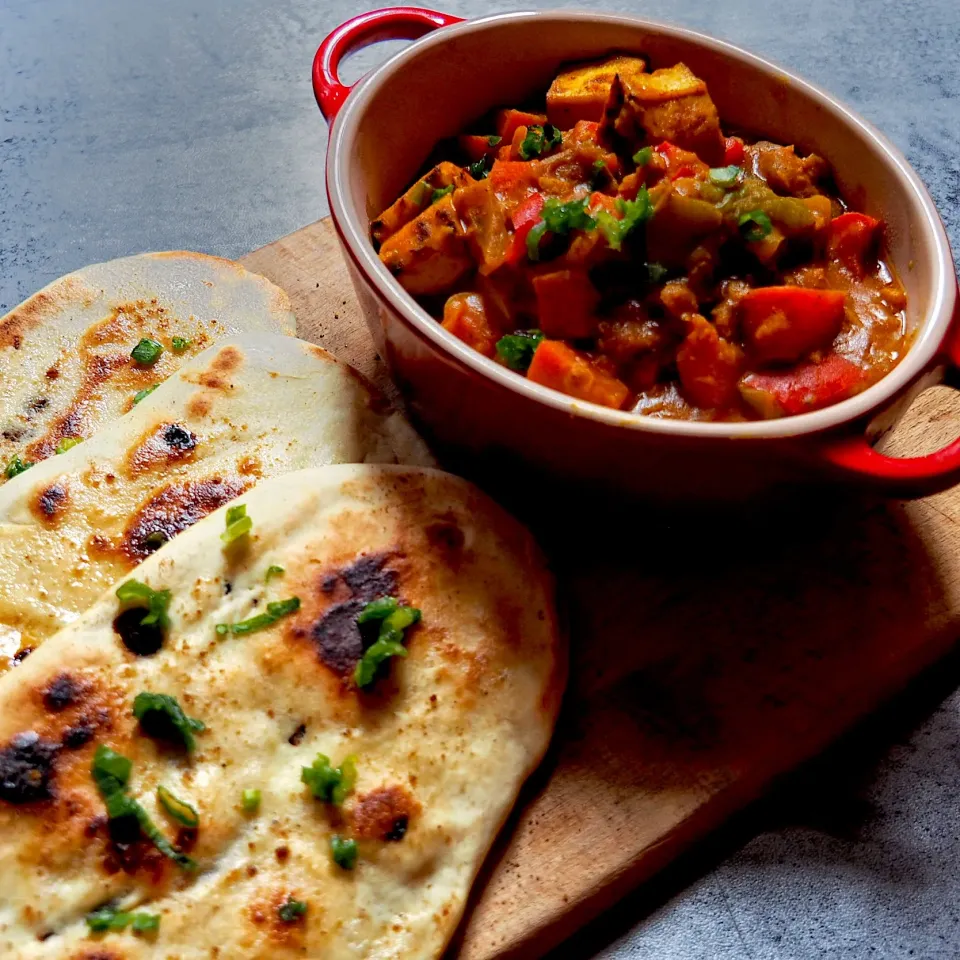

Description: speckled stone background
[2,1,959,956]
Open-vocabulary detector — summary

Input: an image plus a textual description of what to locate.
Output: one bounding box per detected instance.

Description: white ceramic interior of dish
[328,10,956,439]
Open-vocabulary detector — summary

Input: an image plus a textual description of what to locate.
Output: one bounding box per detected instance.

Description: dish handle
[313,7,464,122]
[818,291,960,497]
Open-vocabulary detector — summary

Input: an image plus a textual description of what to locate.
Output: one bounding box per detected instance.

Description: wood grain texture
[240,219,960,960]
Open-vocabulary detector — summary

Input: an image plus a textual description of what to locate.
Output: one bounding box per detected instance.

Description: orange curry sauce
[371,56,909,421]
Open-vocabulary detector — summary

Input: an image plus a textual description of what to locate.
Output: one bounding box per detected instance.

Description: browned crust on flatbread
[0,276,93,348]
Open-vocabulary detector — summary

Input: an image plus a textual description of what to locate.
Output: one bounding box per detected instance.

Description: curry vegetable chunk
[373,57,909,421]
[546,54,648,128]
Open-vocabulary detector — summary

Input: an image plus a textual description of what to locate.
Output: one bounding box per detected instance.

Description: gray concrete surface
[1,0,959,957]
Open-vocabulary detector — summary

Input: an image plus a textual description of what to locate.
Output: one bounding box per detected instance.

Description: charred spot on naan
[0,732,60,804]
[41,673,88,713]
[287,552,405,676]
[119,476,251,562]
[350,783,421,842]
[124,422,199,477]
[19,669,118,760]
[30,479,70,525]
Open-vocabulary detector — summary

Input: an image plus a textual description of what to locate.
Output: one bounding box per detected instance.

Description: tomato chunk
[827,212,881,278]
[723,136,745,166]
[533,270,600,339]
[654,141,709,181]
[740,354,867,418]
[441,292,498,357]
[527,340,630,409]
[676,316,744,409]
[738,286,847,365]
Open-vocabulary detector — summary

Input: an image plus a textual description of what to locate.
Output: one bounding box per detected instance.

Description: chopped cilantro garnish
[595,189,654,252]
[91,745,195,870]
[157,784,199,827]
[86,907,129,932]
[709,165,741,187]
[633,146,654,166]
[133,384,159,405]
[171,336,192,352]
[495,330,545,372]
[518,124,562,161]
[278,899,308,923]
[55,437,82,454]
[91,744,132,796]
[467,156,493,180]
[431,184,455,205]
[354,601,421,689]
[242,788,261,812]
[215,597,300,637]
[131,913,161,934]
[526,196,597,261]
[330,835,358,870]
[265,564,285,582]
[410,181,431,206]
[135,802,195,868]
[738,209,774,242]
[86,907,160,934]
[221,503,252,545]
[115,579,172,631]
[4,455,33,479]
[302,753,357,806]
[133,692,205,752]
[130,338,163,366]
[356,596,398,624]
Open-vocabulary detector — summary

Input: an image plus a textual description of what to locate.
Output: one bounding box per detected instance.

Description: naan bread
[0,335,431,662]
[0,464,562,960]
[0,252,296,476]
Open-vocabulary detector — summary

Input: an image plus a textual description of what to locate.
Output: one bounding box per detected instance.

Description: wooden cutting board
[240,218,960,960]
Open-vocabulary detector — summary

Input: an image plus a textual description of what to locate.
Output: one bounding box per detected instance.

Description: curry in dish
[371,56,910,420]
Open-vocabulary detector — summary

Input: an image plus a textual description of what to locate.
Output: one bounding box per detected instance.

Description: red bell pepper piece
[723,136,745,166]
[505,192,545,264]
[655,140,707,181]
[739,286,847,364]
[827,212,881,277]
[527,340,630,409]
[740,354,867,418]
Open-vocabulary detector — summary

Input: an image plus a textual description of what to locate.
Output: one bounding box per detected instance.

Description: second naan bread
[0,252,296,477]
[0,335,430,661]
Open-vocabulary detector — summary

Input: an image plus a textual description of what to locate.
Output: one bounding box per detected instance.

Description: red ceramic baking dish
[314,7,960,500]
